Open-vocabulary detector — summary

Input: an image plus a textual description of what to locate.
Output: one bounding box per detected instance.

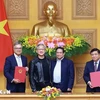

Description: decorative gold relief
[38,0,63,19]
[72,0,96,19]
[4,0,29,19]
[72,29,97,49]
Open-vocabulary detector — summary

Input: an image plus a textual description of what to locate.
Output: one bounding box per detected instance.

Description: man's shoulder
[46,57,51,61]
[21,55,27,59]
[63,57,73,63]
[51,58,56,62]
[6,54,14,59]
[30,57,39,63]
[86,60,93,64]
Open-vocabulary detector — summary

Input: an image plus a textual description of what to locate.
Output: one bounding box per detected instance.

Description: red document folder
[90,71,100,88]
[14,67,26,83]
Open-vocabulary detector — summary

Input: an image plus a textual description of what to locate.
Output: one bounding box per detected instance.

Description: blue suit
[83,60,100,92]
[4,54,27,93]
[51,57,74,92]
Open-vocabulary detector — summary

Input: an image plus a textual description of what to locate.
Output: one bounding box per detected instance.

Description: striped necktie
[94,62,97,71]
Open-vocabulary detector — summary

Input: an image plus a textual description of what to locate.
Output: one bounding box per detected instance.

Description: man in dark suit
[51,47,74,92]
[83,48,100,92]
[4,42,28,93]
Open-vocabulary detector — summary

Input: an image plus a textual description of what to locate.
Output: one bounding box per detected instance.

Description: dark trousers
[10,83,25,93]
[36,82,51,91]
[53,82,72,92]
[53,82,61,89]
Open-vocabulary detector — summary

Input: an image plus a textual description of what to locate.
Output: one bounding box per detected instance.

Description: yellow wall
[1,0,100,93]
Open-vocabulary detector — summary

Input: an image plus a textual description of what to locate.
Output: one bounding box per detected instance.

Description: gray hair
[13,41,22,47]
[36,44,46,50]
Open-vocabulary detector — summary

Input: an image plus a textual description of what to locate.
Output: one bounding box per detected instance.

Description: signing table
[0,93,100,100]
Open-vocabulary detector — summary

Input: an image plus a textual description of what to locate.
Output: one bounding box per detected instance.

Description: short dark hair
[56,47,65,53]
[90,48,100,54]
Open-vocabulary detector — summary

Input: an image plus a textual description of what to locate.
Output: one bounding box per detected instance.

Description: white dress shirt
[53,59,62,83]
[14,53,22,67]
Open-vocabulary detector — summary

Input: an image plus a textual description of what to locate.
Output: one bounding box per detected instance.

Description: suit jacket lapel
[61,58,65,82]
[91,60,95,72]
[51,59,56,81]
[13,55,17,66]
[53,59,56,70]
[97,61,100,71]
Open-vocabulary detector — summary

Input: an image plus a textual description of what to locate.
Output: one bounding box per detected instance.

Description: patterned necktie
[94,62,97,71]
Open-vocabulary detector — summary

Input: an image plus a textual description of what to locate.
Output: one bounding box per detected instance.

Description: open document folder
[90,71,100,88]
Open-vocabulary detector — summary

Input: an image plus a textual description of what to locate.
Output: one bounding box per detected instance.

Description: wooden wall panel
[72,0,96,19]
[5,0,29,19]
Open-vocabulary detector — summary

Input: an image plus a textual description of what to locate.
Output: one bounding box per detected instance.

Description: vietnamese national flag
[0,0,13,72]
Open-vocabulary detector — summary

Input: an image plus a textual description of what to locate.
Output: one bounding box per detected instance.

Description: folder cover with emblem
[14,67,26,83]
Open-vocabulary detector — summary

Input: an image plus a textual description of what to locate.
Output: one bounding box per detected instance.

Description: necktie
[94,62,97,71]
[17,56,22,66]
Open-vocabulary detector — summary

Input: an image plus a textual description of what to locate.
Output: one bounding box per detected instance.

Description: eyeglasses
[56,52,63,54]
[14,48,22,49]
[37,49,45,50]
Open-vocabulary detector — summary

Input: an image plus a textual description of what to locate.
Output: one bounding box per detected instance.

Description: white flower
[46,87,50,92]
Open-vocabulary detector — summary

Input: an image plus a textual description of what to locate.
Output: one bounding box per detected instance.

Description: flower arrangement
[19,35,90,57]
[37,86,61,100]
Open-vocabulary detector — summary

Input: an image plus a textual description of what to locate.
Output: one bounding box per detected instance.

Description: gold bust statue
[31,1,70,37]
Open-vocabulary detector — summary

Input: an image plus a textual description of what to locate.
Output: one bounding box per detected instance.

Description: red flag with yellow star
[0,0,13,71]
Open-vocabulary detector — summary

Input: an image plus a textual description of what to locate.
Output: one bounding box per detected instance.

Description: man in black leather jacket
[29,44,51,92]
